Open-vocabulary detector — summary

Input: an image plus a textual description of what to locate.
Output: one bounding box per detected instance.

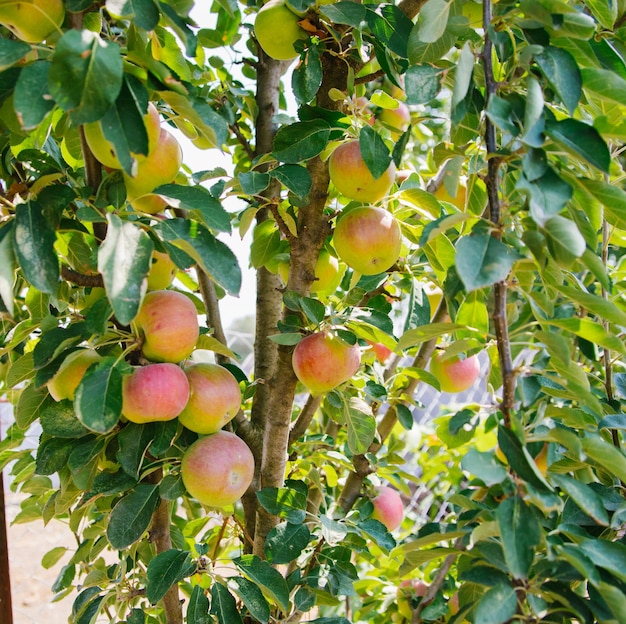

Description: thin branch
[288,394,322,447]
[230,123,255,161]
[197,269,229,366]
[354,69,385,85]
[268,201,297,243]
[61,266,104,288]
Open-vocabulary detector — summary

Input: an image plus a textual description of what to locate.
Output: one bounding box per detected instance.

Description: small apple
[328,140,396,203]
[430,349,481,393]
[83,103,161,170]
[181,430,255,508]
[0,0,64,43]
[397,579,428,620]
[292,331,361,395]
[367,341,393,363]
[122,363,190,424]
[434,181,466,210]
[378,102,411,137]
[47,349,101,402]
[123,128,182,211]
[135,290,199,363]
[278,248,343,296]
[178,363,242,434]
[333,206,402,275]
[147,250,177,291]
[254,0,308,61]
[371,486,404,531]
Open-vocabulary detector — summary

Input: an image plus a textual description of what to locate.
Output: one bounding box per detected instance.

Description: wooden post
[0,465,13,624]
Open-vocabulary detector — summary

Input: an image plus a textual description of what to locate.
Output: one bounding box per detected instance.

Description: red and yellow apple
[367,341,393,363]
[378,102,411,137]
[181,430,255,508]
[371,486,404,531]
[430,349,480,393]
[253,0,307,61]
[0,0,64,43]
[147,250,177,291]
[47,349,101,402]
[178,363,242,434]
[333,206,402,275]
[122,363,190,424]
[135,290,199,363]
[328,140,396,203]
[83,103,160,170]
[292,331,361,395]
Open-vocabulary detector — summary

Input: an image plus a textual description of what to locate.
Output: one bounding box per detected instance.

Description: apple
[367,341,393,363]
[292,331,361,395]
[181,430,255,508]
[254,0,308,61]
[430,349,481,393]
[47,349,101,402]
[371,486,404,531]
[397,579,428,620]
[0,0,64,43]
[333,206,402,275]
[378,102,411,137]
[147,250,177,291]
[278,248,343,295]
[434,181,466,210]
[123,128,182,211]
[83,103,161,170]
[329,140,396,203]
[178,363,242,434]
[135,290,199,363]
[122,363,190,424]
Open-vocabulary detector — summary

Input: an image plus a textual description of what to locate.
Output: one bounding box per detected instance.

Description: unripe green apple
[292,331,361,396]
[47,349,101,402]
[371,486,404,531]
[83,103,161,170]
[430,349,481,393]
[123,128,182,209]
[329,140,396,203]
[122,363,190,424]
[147,251,177,291]
[0,0,64,43]
[278,249,343,296]
[333,206,402,275]
[178,363,242,434]
[254,0,308,61]
[135,290,199,363]
[181,430,255,508]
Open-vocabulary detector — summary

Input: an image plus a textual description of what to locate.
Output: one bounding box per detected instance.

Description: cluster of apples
[0,0,64,43]
[47,289,254,509]
[83,103,183,215]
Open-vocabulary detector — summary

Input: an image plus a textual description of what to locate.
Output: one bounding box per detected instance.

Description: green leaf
[14,61,55,130]
[461,448,508,486]
[187,585,211,624]
[356,519,396,553]
[455,234,518,292]
[292,44,323,105]
[16,383,49,430]
[456,291,489,335]
[553,284,626,327]
[579,540,626,583]
[210,583,243,624]
[33,325,87,369]
[265,522,311,564]
[85,470,138,499]
[397,322,469,351]
[152,184,231,233]
[106,484,160,549]
[473,583,517,624]
[272,120,331,163]
[270,165,312,199]
[98,214,152,325]
[105,0,160,31]
[417,0,451,43]
[146,550,196,604]
[544,318,626,356]
[497,426,550,491]
[116,423,155,478]
[597,581,626,621]
[49,29,123,125]
[238,172,270,196]
[319,1,366,26]
[234,554,291,612]
[581,67,626,105]
[545,118,610,173]
[41,546,68,569]
[72,587,104,624]
[256,481,308,524]
[155,219,241,295]
[408,17,458,64]
[36,437,74,475]
[576,177,626,230]
[6,352,35,388]
[404,64,443,105]
[339,396,376,455]
[0,223,15,316]
[0,38,30,70]
[13,201,59,294]
[230,577,270,624]
[535,46,581,115]
[365,5,413,58]
[403,280,431,332]
[543,215,586,268]
[551,474,609,526]
[41,401,90,438]
[583,0,617,29]
[74,358,123,434]
[580,435,626,483]
[359,125,392,180]
[516,167,573,225]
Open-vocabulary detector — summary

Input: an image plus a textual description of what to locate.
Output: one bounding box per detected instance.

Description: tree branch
[61,266,104,288]
[288,394,322,447]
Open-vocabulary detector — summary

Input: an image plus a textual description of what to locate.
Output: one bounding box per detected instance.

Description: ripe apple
[254,0,308,61]
[430,349,480,393]
[122,363,190,424]
[0,0,64,43]
[371,486,404,531]
[83,103,161,170]
[147,250,177,291]
[178,363,242,434]
[397,579,428,620]
[292,331,361,395]
[123,128,182,210]
[328,140,396,203]
[135,290,199,363]
[378,102,411,137]
[333,206,402,275]
[181,430,255,508]
[47,349,101,402]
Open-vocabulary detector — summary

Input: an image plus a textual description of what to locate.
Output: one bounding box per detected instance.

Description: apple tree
[1,0,626,623]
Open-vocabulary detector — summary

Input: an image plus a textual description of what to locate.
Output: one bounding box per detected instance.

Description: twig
[268,201,297,243]
[230,123,255,161]
[288,394,323,447]
[61,266,104,288]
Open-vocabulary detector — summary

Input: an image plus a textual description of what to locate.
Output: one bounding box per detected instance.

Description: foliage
[0,0,626,623]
